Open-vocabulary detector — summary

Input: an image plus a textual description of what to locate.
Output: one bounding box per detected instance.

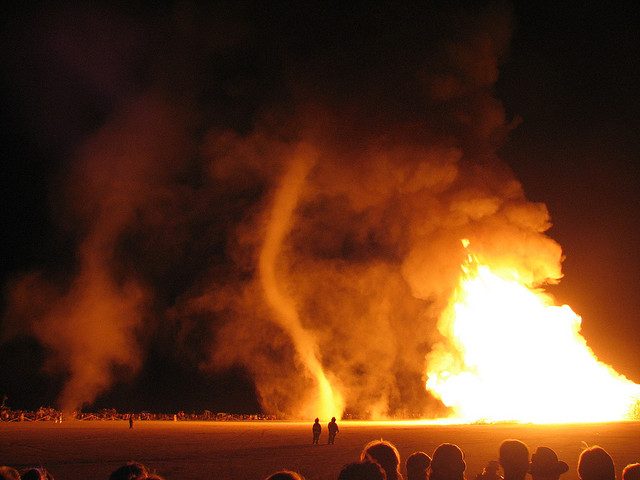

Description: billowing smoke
[2,3,563,417]
[5,95,191,411]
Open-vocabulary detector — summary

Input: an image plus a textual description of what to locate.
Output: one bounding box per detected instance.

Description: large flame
[426,244,640,423]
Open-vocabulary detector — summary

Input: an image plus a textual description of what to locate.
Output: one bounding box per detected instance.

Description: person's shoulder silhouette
[339,461,386,480]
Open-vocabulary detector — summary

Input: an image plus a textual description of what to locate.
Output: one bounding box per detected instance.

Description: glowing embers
[426,255,640,423]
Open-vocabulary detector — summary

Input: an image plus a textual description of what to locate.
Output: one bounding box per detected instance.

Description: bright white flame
[426,255,640,423]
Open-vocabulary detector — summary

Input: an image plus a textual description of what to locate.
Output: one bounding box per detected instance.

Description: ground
[1,421,638,480]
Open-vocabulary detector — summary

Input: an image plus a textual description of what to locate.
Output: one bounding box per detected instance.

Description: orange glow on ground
[426,251,640,424]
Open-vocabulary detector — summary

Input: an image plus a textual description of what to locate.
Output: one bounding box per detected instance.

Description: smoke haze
[1,3,563,417]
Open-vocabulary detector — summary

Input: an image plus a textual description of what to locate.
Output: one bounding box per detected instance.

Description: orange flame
[426,242,640,423]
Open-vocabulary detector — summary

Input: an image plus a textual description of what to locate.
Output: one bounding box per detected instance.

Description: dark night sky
[1,2,639,413]
[496,3,640,382]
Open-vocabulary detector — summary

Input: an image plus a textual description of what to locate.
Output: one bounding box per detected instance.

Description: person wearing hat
[530,447,569,480]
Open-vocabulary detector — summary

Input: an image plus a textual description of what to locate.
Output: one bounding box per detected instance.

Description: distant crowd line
[1,432,638,480]
[0,407,276,422]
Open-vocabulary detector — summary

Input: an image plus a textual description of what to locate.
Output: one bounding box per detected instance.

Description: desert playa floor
[1,421,638,480]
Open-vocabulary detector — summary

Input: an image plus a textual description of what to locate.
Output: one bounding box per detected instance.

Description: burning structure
[1,4,639,422]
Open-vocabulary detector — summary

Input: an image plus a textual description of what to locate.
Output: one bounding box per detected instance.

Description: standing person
[129,414,134,429]
[312,418,321,445]
[327,417,339,444]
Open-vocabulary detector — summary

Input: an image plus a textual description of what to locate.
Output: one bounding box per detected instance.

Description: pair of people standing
[312,417,339,445]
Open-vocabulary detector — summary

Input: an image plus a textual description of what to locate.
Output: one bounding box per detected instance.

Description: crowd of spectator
[264,440,637,480]
[1,437,638,480]
[0,407,275,422]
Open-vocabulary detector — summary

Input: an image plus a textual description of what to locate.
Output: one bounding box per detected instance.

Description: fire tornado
[258,146,344,419]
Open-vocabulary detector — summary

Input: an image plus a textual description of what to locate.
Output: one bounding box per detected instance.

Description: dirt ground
[1,421,638,480]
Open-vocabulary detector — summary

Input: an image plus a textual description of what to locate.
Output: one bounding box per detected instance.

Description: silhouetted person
[21,468,53,480]
[129,414,134,429]
[429,443,466,480]
[339,461,386,480]
[312,418,321,444]
[361,439,403,480]
[476,461,503,480]
[530,447,569,480]
[406,452,431,480]
[264,471,305,480]
[109,462,149,480]
[328,417,339,444]
[499,440,530,480]
[577,446,615,480]
[623,464,640,480]
[0,466,20,480]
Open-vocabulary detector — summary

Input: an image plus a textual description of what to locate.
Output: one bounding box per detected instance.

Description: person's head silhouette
[578,446,614,480]
[499,440,529,480]
[361,439,402,480]
[109,462,149,480]
[429,443,465,480]
[406,452,431,480]
[623,463,640,480]
[265,471,305,480]
[530,447,569,480]
[0,466,20,480]
[21,468,54,480]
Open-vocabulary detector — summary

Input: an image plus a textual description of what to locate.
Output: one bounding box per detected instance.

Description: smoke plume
[2,3,563,417]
